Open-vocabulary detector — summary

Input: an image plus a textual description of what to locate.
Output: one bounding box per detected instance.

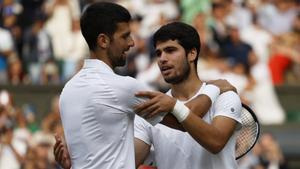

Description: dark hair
[80,2,131,51]
[153,22,201,66]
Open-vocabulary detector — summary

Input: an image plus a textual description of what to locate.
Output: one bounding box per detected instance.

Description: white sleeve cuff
[202,84,220,104]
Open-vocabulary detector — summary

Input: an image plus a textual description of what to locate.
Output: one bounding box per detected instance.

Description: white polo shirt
[134,83,242,169]
[59,59,151,169]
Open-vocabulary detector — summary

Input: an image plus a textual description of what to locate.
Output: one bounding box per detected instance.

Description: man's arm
[135,79,236,131]
[181,110,238,153]
[134,138,151,167]
[53,134,71,169]
[134,81,240,153]
[53,135,151,169]
[160,94,212,131]
[135,91,241,154]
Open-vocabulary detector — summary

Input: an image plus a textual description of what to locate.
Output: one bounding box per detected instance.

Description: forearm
[160,114,185,131]
[181,113,225,154]
[160,95,211,131]
[134,138,150,167]
[185,95,212,118]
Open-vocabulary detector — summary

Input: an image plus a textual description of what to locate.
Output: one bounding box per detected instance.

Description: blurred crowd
[0,0,300,168]
[0,90,62,169]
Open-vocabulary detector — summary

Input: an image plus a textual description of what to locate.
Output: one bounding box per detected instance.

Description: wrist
[202,84,220,104]
[171,100,190,123]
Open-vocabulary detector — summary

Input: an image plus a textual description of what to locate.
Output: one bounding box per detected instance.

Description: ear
[187,48,198,63]
[97,34,110,49]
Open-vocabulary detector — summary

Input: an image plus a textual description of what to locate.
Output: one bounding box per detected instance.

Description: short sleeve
[134,116,152,145]
[118,77,152,113]
[213,91,242,125]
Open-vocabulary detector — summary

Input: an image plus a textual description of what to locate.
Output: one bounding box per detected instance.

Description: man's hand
[207,79,237,94]
[54,134,71,169]
[134,91,176,118]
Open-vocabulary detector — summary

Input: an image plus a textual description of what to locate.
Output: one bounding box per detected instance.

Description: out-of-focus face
[108,22,135,67]
[155,40,190,84]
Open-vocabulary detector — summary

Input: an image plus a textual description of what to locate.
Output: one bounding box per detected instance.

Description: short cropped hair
[80,2,131,51]
[153,22,201,66]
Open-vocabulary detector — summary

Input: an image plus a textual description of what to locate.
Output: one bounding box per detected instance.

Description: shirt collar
[82,59,114,73]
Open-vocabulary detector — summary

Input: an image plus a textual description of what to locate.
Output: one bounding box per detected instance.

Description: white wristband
[202,84,220,104]
[171,100,190,123]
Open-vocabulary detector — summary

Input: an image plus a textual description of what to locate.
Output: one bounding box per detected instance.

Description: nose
[128,36,135,48]
[158,52,168,64]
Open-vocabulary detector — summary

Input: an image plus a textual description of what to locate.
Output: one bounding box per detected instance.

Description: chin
[165,76,185,84]
[115,60,126,67]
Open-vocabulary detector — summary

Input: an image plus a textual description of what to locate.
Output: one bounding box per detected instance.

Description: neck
[90,50,113,69]
[170,68,202,101]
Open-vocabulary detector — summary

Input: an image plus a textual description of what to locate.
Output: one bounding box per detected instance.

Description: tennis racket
[235,103,260,160]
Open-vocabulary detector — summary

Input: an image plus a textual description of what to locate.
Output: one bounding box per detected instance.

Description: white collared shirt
[59,59,150,169]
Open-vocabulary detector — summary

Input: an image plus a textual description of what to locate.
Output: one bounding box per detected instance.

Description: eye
[122,32,131,40]
[155,50,162,57]
[164,47,177,54]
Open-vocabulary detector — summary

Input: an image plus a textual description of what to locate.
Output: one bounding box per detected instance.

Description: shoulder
[213,91,242,121]
[214,91,241,108]
[120,76,152,92]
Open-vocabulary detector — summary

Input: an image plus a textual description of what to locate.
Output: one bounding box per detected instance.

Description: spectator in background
[225,0,253,30]
[0,27,15,84]
[258,0,298,36]
[220,23,254,74]
[40,59,60,84]
[62,19,89,81]
[122,0,179,39]
[269,12,300,86]
[22,11,53,84]
[7,55,27,85]
[180,0,211,24]
[0,0,23,56]
[238,133,288,169]
[42,96,62,135]
[258,133,288,169]
[193,12,218,55]
[240,14,273,63]
[19,0,46,30]
[0,119,25,169]
[208,1,229,49]
[44,0,81,81]
[0,91,26,169]
[241,13,286,125]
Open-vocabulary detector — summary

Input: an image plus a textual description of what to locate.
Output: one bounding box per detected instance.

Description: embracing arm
[160,94,212,131]
[181,112,238,153]
[134,138,151,167]
[134,80,240,153]
[163,92,240,153]
[137,79,236,131]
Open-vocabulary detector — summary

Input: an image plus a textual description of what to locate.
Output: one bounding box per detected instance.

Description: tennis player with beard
[56,21,241,169]
[58,2,236,169]
[133,22,242,169]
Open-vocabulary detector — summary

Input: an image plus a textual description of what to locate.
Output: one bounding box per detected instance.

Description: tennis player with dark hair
[58,2,148,169]
[58,2,237,169]
[57,17,241,168]
[132,22,242,169]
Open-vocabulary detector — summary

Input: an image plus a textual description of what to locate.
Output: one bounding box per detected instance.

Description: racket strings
[236,109,259,158]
